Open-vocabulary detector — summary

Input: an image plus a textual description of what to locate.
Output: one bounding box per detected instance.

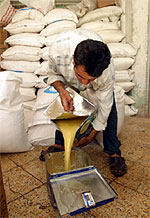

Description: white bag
[0,71,32,153]
[40,20,77,37]
[1,46,42,61]
[19,0,55,15]
[5,33,45,47]
[125,105,138,116]
[14,71,40,88]
[115,81,136,92]
[24,107,35,131]
[34,61,50,76]
[27,123,57,146]
[78,6,122,26]
[4,19,45,35]
[12,7,44,23]
[44,34,60,47]
[113,57,135,71]
[19,87,36,101]
[23,99,36,109]
[35,75,49,89]
[33,86,59,110]
[115,70,135,82]
[97,30,125,43]
[43,8,78,25]
[0,60,41,73]
[80,21,119,32]
[41,47,50,60]
[28,109,57,147]
[124,94,135,105]
[108,43,137,58]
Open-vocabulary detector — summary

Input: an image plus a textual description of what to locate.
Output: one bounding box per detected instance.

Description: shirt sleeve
[91,62,115,131]
[47,56,66,85]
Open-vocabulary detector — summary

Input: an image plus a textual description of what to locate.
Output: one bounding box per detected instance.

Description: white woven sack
[125,105,138,117]
[19,0,55,15]
[24,107,35,131]
[115,70,135,82]
[80,21,119,32]
[44,8,78,25]
[41,47,50,60]
[23,99,36,109]
[44,34,60,47]
[40,20,77,37]
[115,81,136,93]
[124,94,135,105]
[0,60,41,73]
[108,43,137,57]
[1,46,42,61]
[5,33,45,47]
[14,71,40,88]
[4,19,45,35]
[12,7,44,23]
[19,87,36,101]
[27,123,57,146]
[0,71,32,153]
[35,75,48,89]
[28,108,52,126]
[34,61,50,76]
[67,0,97,19]
[78,6,122,26]
[33,86,59,110]
[97,30,125,43]
[113,57,135,71]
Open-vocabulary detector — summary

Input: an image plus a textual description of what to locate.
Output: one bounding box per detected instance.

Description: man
[40,29,127,177]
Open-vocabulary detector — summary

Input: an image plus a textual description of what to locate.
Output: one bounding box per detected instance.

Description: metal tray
[47,165,117,217]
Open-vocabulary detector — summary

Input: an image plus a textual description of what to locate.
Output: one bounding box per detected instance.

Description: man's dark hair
[74,39,111,77]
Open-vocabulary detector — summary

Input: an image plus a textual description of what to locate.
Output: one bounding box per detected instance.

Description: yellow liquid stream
[56,117,85,171]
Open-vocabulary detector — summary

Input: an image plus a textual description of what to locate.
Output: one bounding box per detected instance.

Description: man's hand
[73,128,98,147]
[59,89,74,112]
[52,81,74,112]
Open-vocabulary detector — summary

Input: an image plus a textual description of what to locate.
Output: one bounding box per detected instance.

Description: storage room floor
[0,115,150,218]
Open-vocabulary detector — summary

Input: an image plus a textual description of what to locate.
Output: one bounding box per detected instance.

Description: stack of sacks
[27,86,59,146]
[0,8,48,126]
[0,71,33,153]
[107,43,138,116]
[35,8,78,76]
[0,8,46,101]
[78,6,125,43]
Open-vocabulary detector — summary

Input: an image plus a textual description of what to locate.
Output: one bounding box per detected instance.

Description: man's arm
[52,81,74,112]
[73,128,98,147]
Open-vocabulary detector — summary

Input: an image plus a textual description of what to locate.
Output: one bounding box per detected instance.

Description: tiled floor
[0,116,150,218]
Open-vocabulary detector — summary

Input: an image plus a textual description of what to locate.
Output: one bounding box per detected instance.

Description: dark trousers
[103,96,121,156]
[55,96,121,156]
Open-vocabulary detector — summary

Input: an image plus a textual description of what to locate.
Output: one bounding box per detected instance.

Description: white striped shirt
[47,29,115,131]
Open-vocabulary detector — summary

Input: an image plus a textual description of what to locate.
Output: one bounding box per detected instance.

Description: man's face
[74,65,96,85]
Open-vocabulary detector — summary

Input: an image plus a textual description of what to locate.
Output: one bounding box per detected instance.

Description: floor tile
[22,158,47,183]
[2,167,42,203]
[86,182,150,218]
[6,146,48,167]
[0,155,17,172]
[7,184,60,218]
[115,163,150,197]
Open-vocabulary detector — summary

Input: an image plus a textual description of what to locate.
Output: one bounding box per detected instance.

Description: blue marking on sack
[44,86,58,94]
[20,8,34,11]
[13,71,23,73]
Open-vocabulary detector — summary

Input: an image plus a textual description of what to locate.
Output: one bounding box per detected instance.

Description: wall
[121,0,149,115]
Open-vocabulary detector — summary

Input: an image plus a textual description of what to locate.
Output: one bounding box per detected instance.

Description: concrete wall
[121,0,150,115]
